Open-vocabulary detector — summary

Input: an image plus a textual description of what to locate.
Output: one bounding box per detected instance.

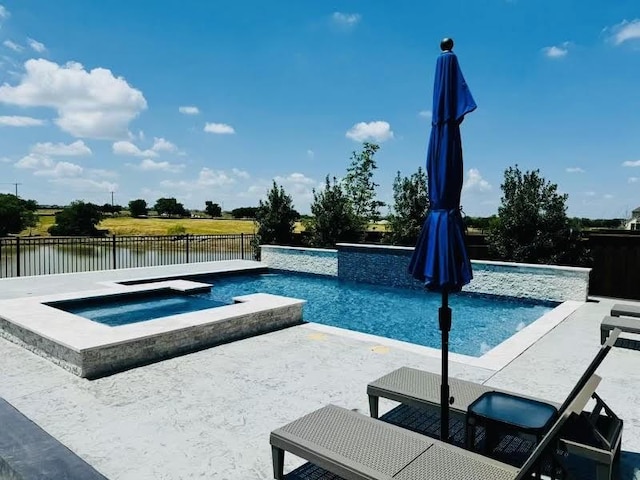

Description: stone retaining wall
[260,243,591,302]
[260,245,338,276]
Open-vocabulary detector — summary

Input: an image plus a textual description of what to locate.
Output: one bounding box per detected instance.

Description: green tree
[204,201,222,218]
[387,167,429,246]
[0,194,38,236]
[128,199,148,217]
[343,142,385,224]
[154,197,187,217]
[48,201,104,236]
[488,166,588,265]
[255,182,299,245]
[101,203,123,216]
[306,176,362,248]
[231,207,258,218]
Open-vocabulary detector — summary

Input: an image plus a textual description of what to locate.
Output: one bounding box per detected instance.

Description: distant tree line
[0,161,622,268]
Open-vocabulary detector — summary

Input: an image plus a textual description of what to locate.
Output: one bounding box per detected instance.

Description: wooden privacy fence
[0,234,257,278]
[588,233,640,300]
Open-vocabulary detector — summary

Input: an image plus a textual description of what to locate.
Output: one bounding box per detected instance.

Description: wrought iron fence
[0,234,257,278]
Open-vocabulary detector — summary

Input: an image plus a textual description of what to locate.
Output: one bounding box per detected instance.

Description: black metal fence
[0,234,257,278]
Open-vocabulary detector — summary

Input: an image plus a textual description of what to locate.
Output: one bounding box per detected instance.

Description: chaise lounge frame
[367,328,622,480]
[270,374,602,479]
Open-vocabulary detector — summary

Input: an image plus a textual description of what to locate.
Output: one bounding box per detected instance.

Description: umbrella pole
[439,289,452,442]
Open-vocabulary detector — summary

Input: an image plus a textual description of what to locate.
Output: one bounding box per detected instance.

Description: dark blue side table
[466,391,558,477]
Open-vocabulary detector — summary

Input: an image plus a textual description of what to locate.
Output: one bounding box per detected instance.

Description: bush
[255,182,299,245]
[306,176,362,248]
[386,167,429,246]
[0,194,38,236]
[167,224,187,235]
[488,166,589,266]
[48,201,104,236]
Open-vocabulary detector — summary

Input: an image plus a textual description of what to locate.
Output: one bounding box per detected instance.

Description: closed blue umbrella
[408,38,476,442]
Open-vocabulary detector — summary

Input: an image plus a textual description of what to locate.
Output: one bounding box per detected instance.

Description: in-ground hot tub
[0,279,304,378]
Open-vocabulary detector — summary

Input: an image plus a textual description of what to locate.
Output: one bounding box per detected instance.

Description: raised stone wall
[259,243,591,302]
[260,245,338,276]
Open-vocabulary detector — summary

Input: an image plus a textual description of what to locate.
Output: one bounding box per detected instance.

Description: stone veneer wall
[259,243,591,302]
[260,245,338,276]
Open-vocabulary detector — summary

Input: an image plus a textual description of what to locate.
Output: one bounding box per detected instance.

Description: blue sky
[0,1,639,217]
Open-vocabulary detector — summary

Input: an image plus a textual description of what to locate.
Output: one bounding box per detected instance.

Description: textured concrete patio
[0,263,638,479]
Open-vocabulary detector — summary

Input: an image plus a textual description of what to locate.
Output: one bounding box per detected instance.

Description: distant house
[625,206,640,231]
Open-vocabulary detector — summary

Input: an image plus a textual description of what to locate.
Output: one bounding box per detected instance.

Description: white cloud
[160,168,236,189]
[89,168,118,179]
[275,172,315,185]
[49,177,117,192]
[584,191,596,197]
[127,158,184,173]
[197,168,235,186]
[31,140,91,156]
[179,106,199,115]
[622,160,640,167]
[345,121,394,142]
[307,149,315,159]
[34,161,83,177]
[566,167,584,173]
[463,168,492,192]
[629,177,639,183]
[3,40,22,52]
[603,194,614,200]
[204,122,235,134]
[0,5,8,19]
[0,156,11,163]
[606,19,640,45]
[273,172,317,201]
[112,140,157,157]
[26,38,46,53]
[418,110,432,118]
[232,168,249,179]
[0,59,147,139]
[151,137,177,152]
[332,12,361,27]
[0,115,45,126]
[14,154,53,169]
[542,42,570,58]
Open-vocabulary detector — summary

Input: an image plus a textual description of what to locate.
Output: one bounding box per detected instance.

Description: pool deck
[0,262,639,479]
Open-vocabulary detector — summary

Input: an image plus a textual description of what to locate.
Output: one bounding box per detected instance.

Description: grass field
[24,215,257,236]
[24,213,387,236]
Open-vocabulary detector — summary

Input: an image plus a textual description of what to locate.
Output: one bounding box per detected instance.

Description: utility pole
[0,182,21,197]
[110,191,114,207]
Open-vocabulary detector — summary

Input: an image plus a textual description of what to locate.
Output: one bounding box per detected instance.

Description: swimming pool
[201,273,555,356]
[48,271,555,357]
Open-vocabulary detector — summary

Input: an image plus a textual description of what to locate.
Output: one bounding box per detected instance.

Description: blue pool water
[202,273,556,357]
[53,293,227,327]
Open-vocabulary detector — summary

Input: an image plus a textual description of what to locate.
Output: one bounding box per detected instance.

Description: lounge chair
[610,303,640,318]
[270,373,601,479]
[601,315,640,346]
[367,328,622,480]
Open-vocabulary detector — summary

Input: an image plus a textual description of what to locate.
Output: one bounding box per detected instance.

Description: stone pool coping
[95,264,581,371]
[0,259,582,378]
[0,279,305,378]
[301,300,582,371]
